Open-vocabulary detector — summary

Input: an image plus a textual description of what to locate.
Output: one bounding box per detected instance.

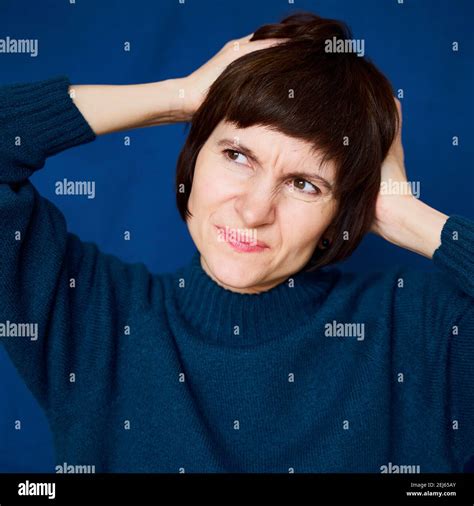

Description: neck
[169,250,340,347]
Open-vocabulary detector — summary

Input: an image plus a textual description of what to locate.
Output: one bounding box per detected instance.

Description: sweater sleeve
[432,215,474,471]
[0,76,152,416]
[432,215,474,300]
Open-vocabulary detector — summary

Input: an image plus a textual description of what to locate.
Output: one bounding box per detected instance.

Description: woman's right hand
[71,34,288,135]
[180,33,289,116]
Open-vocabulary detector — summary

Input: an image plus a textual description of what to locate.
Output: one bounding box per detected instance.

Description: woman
[0,13,472,473]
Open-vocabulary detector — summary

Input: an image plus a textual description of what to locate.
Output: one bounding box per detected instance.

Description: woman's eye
[223,149,249,165]
[292,178,321,195]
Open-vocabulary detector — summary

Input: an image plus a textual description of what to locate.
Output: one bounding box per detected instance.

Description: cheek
[190,162,235,214]
[280,201,336,250]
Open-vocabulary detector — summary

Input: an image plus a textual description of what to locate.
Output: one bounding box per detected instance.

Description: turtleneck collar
[170,250,339,347]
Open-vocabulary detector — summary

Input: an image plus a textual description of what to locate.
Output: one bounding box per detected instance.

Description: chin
[206,251,266,291]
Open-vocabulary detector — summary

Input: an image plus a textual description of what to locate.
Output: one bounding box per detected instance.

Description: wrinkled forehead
[207,120,335,180]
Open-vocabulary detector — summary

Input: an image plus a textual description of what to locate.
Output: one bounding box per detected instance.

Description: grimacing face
[186,120,338,294]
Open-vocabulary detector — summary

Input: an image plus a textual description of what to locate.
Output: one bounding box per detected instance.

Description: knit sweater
[0,76,473,473]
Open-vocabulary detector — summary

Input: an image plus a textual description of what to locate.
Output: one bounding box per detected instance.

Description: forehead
[209,120,334,178]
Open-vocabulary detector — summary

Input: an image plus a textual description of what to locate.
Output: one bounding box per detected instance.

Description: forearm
[70,78,192,135]
[377,197,474,298]
[376,196,449,259]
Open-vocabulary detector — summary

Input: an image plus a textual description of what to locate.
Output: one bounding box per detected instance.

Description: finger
[238,32,255,42]
[248,37,290,46]
[241,37,290,53]
[267,37,291,46]
[388,98,402,147]
[394,97,402,128]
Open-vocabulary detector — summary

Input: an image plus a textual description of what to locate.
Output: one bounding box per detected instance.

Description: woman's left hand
[371,99,448,258]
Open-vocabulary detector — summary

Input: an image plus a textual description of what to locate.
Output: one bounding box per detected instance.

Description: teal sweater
[0,76,473,473]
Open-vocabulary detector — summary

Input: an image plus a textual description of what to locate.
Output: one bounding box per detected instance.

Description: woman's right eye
[223,149,249,166]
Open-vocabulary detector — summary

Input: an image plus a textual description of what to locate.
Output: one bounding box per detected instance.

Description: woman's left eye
[291,178,321,194]
[223,149,249,165]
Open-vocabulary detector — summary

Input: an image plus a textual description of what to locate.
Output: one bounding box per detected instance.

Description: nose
[234,179,276,228]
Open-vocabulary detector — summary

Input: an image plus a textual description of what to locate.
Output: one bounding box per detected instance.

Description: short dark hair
[176,11,399,271]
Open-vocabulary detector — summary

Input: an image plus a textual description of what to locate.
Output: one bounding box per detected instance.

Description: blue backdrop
[0,0,473,472]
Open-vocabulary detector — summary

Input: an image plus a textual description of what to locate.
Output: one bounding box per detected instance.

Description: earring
[321,238,330,249]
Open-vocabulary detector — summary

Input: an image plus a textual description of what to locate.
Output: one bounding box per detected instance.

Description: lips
[215,225,269,251]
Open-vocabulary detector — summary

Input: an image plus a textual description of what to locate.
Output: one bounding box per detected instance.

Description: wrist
[376,196,449,259]
[147,78,194,125]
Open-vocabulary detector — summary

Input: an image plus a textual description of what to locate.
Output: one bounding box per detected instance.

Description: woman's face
[186,120,338,294]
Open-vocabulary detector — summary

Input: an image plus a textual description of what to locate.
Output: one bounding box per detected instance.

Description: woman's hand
[371,99,412,237]
[178,33,289,116]
[371,99,448,258]
[71,34,287,135]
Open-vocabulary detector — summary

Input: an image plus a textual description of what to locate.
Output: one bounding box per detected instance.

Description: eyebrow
[216,138,333,191]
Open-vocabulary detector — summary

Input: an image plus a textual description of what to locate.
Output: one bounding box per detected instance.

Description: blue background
[0,0,473,472]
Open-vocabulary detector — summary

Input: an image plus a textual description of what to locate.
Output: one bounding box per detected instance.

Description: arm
[0,76,140,412]
[0,76,90,409]
[0,73,194,413]
[69,79,192,135]
[70,33,287,135]
[372,99,472,297]
[389,214,474,471]
[0,74,202,414]
[0,75,194,414]
[372,99,474,471]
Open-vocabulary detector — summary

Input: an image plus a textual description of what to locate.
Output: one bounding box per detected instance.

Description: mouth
[215,225,269,253]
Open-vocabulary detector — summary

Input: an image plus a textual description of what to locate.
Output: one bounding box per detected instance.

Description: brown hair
[176,11,399,270]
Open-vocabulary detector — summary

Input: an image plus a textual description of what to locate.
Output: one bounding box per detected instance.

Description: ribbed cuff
[449,302,474,471]
[0,75,96,158]
[433,215,474,298]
